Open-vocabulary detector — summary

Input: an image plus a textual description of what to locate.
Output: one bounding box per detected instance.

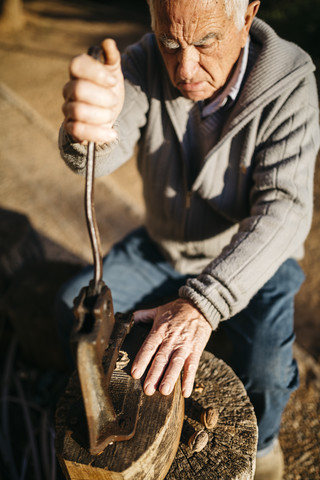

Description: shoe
[254,439,284,480]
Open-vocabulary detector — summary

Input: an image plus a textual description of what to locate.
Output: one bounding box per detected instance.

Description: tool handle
[85,45,106,294]
[87,45,106,63]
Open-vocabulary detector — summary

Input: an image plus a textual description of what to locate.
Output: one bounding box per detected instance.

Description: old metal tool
[70,45,142,456]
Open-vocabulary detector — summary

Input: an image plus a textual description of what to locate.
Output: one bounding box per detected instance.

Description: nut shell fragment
[188,429,209,452]
[193,382,204,393]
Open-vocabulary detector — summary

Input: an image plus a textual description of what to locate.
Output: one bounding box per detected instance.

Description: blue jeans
[55,227,304,451]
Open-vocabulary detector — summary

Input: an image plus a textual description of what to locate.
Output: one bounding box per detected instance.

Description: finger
[64,120,118,144]
[62,101,116,125]
[158,349,187,396]
[143,348,174,396]
[63,80,118,108]
[131,330,162,380]
[181,352,202,398]
[69,54,118,87]
[101,38,121,67]
[133,308,157,324]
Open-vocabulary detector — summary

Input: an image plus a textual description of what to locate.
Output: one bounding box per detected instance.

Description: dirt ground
[0,1,319,479]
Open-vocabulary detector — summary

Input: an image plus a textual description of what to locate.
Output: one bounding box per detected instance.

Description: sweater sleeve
[179,72,320,330]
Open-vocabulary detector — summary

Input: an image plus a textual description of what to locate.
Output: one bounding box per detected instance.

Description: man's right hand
[62,38,124,145]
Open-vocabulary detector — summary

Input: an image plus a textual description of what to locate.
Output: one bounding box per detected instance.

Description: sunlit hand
[131,299,212,398]
[62,38,124,144]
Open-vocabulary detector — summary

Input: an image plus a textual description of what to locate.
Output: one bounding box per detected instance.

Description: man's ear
[245,0,260,31]
[241,0,260,46]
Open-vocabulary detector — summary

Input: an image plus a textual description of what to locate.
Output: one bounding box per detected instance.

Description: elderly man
[57,0,319,478]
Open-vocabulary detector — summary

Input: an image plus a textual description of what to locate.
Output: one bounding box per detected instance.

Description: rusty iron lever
[70,45,142,456]
[84,45,104,294]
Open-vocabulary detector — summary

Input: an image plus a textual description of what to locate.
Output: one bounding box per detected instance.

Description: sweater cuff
[58,123,120,176]
[58,125,88,174]
[179,285,221,331]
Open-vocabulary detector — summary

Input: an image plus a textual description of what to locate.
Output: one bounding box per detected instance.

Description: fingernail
[182,386,192,398]
[144,383,155,396]
[160,383,170,395]
[131,367,141,379]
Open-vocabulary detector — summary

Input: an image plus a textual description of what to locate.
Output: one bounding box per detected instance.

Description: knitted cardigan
[59,18,320,330]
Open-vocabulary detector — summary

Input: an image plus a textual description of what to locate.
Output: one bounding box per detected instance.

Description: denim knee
[240,336,299,394]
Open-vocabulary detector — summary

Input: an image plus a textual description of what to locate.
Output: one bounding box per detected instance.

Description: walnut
[188,429,209,452]
[201,406,219,429]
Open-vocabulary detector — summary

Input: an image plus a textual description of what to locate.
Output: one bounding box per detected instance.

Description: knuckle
[73,80,84,100]
[69,102,82,120]
[142,341,157,355]
[185,356,200,374]
[164,368,181,384]
[146,371,160,383]
[62,82,70,100]
[171,354,186,366]
[107,95,117,109]
[154,353,169,367]
[101,109,113,124]
[186,362,197,373]
[96,66,108,85]
[69,55,83,75]
[78,103,90,120]
[62,102,68,116]
[68,121,82,138]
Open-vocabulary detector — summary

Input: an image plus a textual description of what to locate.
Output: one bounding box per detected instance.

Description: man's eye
[196,42,215,51]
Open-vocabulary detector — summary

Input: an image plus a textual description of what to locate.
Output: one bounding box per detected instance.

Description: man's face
[153,0,254,101]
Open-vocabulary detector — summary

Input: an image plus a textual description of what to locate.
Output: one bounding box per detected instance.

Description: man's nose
[177,46,200,81]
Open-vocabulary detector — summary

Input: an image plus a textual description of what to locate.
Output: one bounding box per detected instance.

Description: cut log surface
[166,351,258,479]
[56,328,258,480]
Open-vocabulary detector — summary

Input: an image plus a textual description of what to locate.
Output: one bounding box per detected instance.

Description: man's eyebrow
[158,32,220,49]
[194,32,221,45]
[158,33,180,49]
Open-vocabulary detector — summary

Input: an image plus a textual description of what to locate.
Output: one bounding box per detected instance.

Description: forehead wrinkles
[155,0,227,44]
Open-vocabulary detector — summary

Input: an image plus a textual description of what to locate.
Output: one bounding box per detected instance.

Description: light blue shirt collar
[201,38,250,118]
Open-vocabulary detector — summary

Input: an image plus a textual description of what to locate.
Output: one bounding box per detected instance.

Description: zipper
[186,190,192,209]
[183,189,193,242]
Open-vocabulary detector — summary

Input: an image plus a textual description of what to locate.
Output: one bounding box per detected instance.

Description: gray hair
[148,0,249,31]
[225,0,249,30]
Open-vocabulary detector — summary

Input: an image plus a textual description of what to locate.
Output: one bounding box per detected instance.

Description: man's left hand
[131,299,212,398]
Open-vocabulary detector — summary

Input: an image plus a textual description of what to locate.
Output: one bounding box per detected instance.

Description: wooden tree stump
[55,324,257,480]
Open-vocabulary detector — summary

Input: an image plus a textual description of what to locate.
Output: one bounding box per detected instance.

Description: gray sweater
[59,18,320,330]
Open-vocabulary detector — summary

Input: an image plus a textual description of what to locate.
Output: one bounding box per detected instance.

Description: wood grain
[166,351,258,479]
[56,323,185,480]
